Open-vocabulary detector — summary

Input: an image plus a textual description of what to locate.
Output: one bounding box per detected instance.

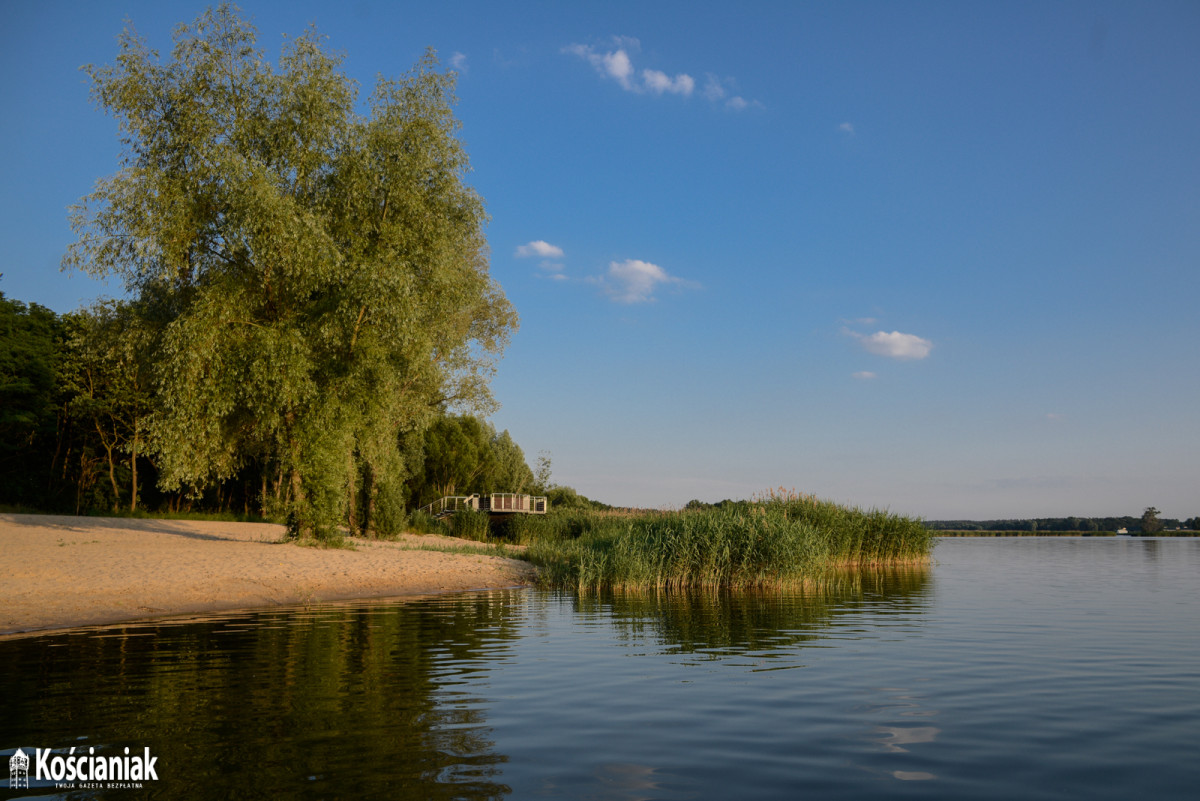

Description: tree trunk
[75,452,86,515]
[346,449,359,536]
[362,462,376,536]
[288,465,305,536]
[93,419,119,512]
[105,445,118,513]
[50,415,68,493]
[130,428,139,512]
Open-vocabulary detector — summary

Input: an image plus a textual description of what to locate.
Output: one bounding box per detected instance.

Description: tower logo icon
[8,748,29,789]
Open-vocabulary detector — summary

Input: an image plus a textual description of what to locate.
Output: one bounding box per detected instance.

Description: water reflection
[893,770,937,781]
[592,763,662,801]
[0,592,525,799]
[0,566,937,799]
[875,725,940,753]
[571,566,932,657]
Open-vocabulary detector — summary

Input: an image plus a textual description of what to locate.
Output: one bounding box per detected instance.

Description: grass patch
[287,536,357,550]
[389,540,520,560]
[404,509,447,536]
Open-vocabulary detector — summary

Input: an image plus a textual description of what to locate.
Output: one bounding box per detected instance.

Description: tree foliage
[1140,506,1164,534]
[408,414,535,507]
[60,300,156,511]
[63,6,515,538]
[0,289,64,505]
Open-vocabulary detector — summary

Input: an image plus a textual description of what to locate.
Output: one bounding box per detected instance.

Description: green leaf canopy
[64,5,516,538]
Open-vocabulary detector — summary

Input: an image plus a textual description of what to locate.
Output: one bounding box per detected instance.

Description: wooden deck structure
[418,493,548,520]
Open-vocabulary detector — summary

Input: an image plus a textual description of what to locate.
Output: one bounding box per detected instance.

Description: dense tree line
[925,514,1198,533]
[2,289,553,522]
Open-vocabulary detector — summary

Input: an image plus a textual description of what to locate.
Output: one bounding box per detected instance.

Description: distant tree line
[680,502,1200,533]
[684,499,744,511]
[925,511,1199,534]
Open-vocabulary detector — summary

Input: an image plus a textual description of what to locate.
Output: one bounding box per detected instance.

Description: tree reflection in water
[0,592,525,799]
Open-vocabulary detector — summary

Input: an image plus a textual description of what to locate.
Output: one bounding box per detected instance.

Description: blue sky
[2,1,1197,519]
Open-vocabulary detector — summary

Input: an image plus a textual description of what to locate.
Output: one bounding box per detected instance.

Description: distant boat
[1116,528,1129,535]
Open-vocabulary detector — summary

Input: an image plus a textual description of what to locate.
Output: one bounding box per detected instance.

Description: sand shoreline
[0,513,535,638]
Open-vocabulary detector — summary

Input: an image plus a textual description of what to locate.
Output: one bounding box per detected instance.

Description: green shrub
[406,509,448,536]
[448,508,491,541]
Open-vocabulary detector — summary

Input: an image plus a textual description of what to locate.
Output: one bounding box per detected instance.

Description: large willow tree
[64,6,516,538]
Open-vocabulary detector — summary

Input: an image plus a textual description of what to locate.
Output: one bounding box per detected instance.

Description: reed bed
[524,488,933,591]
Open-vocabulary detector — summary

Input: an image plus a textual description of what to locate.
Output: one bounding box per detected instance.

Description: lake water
[3,537,1198,799]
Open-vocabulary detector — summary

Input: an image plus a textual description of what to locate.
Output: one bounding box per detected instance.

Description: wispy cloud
[515,240,564,259]
[563,40,649,93]
[853,371,877,380]
[516,240,566,279]
[848,330,933,360]
[839,121,855,135]
[702,74,762,111]
[593,258,694,303]
[565,39,759,109]
[449,52,468,72]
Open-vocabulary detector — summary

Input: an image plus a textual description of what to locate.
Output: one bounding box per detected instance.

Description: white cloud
[515,240,565,259]
[565,40,757,105]
[601,48,635,89]
[449,52,468,72]
[516,240,567,279]
[854,330,933,360]
[564,41,641,91]
[839,121,855,134]
[853,371,877,380]
[643,69,694,96]
[596,259,691,303]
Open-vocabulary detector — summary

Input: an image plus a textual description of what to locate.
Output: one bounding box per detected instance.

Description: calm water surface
[3,537,1198,799]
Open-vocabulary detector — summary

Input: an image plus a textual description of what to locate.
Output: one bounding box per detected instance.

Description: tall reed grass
[447,508,491,542]
[524,488,932,591]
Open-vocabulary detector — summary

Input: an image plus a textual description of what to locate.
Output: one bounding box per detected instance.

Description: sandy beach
[0,513,535,637]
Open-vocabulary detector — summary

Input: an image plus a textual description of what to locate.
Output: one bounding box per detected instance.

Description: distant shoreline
[0,514,534,639]
[933,531,1199,537]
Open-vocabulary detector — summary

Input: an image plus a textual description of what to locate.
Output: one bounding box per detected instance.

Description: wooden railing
[417,494,479,518]
[419,493,548,517]
[482,493,548,513]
